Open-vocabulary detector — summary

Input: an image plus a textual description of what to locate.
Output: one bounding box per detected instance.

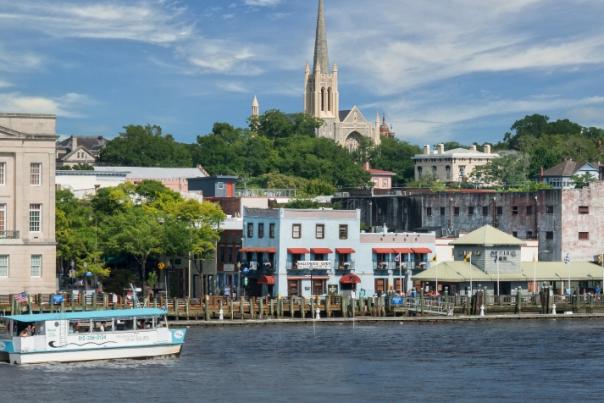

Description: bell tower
[304,0,339,121]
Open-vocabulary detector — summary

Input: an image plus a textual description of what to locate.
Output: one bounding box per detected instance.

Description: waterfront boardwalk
[2,292,604,323]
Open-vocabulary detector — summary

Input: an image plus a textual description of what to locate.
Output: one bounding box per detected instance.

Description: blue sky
[0,0,603,145]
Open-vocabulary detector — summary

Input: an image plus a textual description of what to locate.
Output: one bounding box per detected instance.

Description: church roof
[339,110,351,121]
[313,0,329,72]
[450,225,524,246]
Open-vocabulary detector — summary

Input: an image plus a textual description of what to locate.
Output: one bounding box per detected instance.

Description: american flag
[14,292,28,303]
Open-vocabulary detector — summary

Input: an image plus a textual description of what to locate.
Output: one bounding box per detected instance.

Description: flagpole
[398,252,402,295]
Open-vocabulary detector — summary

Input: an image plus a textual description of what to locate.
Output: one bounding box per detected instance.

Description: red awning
[257,275,275,285]
[335,248,355,254]
[310,248,333,254]
[373,248,394,254]
[413,247,432,254]
[340,273,361,284]
[287,248,309,254]
[392,248,413,254]
[239,247,276,253]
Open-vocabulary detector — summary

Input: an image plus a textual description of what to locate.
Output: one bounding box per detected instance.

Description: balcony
[334,261,355,275]
[0,231,19,240]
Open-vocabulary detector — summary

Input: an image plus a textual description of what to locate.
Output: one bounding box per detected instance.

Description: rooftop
[450,225,524,246]
[95,166,208,180]
[541,160,599,177]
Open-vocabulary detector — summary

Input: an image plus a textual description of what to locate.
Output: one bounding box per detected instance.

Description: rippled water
[2,320,604,402]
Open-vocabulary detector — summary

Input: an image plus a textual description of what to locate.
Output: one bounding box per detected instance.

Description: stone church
[252,0,388,150]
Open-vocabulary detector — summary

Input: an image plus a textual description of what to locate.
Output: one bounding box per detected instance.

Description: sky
[0,0,603,145]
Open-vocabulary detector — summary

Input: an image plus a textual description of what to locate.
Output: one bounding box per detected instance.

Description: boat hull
[8,343,183,365]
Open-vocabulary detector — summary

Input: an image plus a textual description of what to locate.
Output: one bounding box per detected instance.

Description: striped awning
[413,247,432,254]
[287,248,309,254]
[392,248,413,254]
[373,248,394,254]
[311,248,333,254]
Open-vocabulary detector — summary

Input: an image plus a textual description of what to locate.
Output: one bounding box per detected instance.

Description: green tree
[572,172,597,189]
[100,124,192,167]
[369,137,421,185]
[469,153,532,189]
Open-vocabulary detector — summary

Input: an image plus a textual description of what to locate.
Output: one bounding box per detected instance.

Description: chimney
[484,144,492,154]
[437,144,445,154]
[71,136,77,151]
[470,144,477,152]
[423,145,431,155]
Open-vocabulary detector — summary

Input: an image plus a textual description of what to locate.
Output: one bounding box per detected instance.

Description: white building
[0,113,57,294]
[56,170,128,198]
[413,144,498,183]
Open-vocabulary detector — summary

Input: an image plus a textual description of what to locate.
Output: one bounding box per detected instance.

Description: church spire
[313,0,329,72]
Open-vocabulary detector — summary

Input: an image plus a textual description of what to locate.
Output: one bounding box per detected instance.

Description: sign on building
[296,261,332,270]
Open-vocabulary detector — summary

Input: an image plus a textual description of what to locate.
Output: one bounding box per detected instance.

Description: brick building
[333,182,604,263]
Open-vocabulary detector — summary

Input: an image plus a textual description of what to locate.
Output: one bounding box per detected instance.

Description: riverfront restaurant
[414,225,604,296]
[240,208,436,298]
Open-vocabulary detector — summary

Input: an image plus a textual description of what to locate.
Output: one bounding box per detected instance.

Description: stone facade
[0,113,57,294]
[413,144,498,183]
[303,0,381,149]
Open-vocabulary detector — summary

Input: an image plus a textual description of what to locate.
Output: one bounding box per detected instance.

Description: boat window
[116,319,134,331]
[136,318,154,330]
[93,320,112,332]
[15,321,46,336]
[69,320,91,334]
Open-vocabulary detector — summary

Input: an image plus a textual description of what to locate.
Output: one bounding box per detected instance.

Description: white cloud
[386,95,604,142]
[244,0,281,7]
[0,92,93,118]
[216,81,249,93]
[0,1,193,44]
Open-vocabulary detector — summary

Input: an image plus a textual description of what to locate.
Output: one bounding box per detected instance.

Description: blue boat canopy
[0,308,167,323]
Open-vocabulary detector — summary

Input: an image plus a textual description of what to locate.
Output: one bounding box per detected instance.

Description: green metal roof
[414,262,491,282]
[450,225,524,246]
[1,308,167,323]
[414,261,604,282]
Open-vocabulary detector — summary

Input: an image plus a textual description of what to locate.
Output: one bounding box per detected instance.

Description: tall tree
[100,124,192,167]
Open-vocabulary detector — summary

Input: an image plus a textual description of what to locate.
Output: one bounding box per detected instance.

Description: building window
[31,255,42,277]
[482,206,489,216]
[459,165,466,178]
[29,204,41,232]
[526,206,533,215]
[417,167,423,176]
[453,207,460,216]
[0,204,5,232]
[526,231,533,239]
[0,162,5,185]
[269,223,275,239]
[0,255,8,277]
[258,223,264,239]
[217,182,224,190]
[546,205,554,214]
[512,231,518,237]
[445,165,451,180]
[468,207,474,216]
[292,224,301,239]
[246,223,254,238]
[512,206,518,215]
[431,166,437,176]
[374,278,388,295]
[440,207,445,216]
[579,232,589,240]
[578,206,589,214]
[546,231,554,240]
[426,207,432,217]
[315,224,325,239]
[30,162,42,185]
[496,207,503,216]
[339,224,348,240]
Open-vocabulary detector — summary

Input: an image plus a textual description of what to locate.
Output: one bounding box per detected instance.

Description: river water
[1,319,603,402]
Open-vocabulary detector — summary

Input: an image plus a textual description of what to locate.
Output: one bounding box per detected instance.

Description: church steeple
[313,0,329,73]
[304,0,338,121]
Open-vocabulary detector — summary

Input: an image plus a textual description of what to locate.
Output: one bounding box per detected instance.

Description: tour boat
[0,308,186,365]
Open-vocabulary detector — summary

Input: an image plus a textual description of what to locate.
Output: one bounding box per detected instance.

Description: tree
[469,153,532,189]
[572,172,597,189]
[100,124,192,167]
[369,137,421,185]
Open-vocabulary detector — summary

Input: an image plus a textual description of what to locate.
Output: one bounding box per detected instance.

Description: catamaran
[0,308,186,365]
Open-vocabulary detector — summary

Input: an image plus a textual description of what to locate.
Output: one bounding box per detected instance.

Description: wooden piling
[204,295,210,321]
[259,297,264,320]
[289,297,294,319]
[230,299,235,320]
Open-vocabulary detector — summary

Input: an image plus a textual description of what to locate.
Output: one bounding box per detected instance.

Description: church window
[327,88,332,111]
[321,88,326,111]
